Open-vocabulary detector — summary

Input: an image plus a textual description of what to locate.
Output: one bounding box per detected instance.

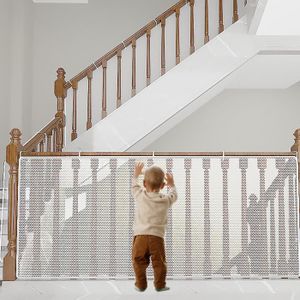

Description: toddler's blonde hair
[144,166,165,191]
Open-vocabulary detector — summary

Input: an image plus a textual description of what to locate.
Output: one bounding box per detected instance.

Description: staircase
[16,0,248,154]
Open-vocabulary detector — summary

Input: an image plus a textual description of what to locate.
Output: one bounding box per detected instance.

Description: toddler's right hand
[165,173,175,187]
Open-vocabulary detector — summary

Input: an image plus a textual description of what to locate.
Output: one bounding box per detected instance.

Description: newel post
[291,128,300,181]
[3,129,22,280]
[54,68,66,152]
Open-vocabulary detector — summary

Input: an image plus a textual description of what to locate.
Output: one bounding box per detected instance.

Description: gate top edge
[19,151,297,157]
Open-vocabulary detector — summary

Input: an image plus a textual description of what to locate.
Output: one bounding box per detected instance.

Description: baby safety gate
[16,153,299,279]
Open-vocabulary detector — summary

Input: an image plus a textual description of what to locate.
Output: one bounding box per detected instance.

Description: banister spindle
[146,29,151,86]
[117,49,122,108]
[71,80,78,141]
[53,127,57,152]
[39,138,45,152]
[189,0,195,54]
[161,18,166,75]
[219,0,224,33]
[46,131,52,152]
[102,60,107,119]
[204,0,209,44]
[131,39,137,96]
[86,71,93,130]
[233,0,239,23]
[175,8,180,64]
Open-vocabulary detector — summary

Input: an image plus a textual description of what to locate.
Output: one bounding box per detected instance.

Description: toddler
[131,162,177,292]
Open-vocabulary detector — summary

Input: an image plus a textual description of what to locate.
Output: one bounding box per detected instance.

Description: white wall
[0,0,33,165]
[256,0,300,36]
[0,0,12,164]
[144,84,300,152]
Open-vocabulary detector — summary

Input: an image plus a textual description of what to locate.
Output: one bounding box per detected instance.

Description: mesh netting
[17,156,299,279]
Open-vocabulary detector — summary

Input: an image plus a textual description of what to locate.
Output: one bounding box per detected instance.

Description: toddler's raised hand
[165,173,175,187]
[134,162,144,177]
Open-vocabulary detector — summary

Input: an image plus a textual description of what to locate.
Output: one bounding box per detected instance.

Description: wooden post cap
[10,128,21,142]
[291,128,300,152]
[56,67,66,79]
[55,67,66,99]
[6,128,22,166]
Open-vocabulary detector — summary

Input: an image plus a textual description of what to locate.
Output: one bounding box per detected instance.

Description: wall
[0,0,33,165]
[144,84,300,152]
[0,0,12,164]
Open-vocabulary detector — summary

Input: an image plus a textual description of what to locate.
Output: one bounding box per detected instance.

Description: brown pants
[132,235,167,290]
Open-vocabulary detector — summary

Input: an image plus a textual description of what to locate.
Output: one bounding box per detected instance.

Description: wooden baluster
[3,128,22,280]
[204,0,209,44]
[54,68,66,152]
[102,60,107,119]
[203,158,211,276]
[184,158,192,277]
[288,169,298,274]
[221,158,230,276]
[219,0,224,33]
[46,130,52,152]
[257,158,268,276]
[90,158,99,277]
[51,158,62,277]
[71,158,80,277]
[131,39,137,96]
[86,71,93,130]
[71,80,78,141]
[166,158,174,276]
[189,0,195,54]
[109,159,117,277]
[128,159,135,277]
[39,137,45,152]
[161,18,166,75]
[53,127,57,152]
[175,8,180,64]
[276,158,288,275]
[116,49,122,108]
[239,158,250,276]
[146,29,151,86]
[233,0,239,23]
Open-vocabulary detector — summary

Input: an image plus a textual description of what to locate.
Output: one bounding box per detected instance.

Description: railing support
[204,0,209,44]
[3,129,22,280]
[54,68,66,151]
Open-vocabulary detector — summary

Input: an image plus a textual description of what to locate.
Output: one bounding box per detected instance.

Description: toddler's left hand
[134,162,144,177]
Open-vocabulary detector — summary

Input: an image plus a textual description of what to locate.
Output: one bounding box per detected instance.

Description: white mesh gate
[17,155,299,279]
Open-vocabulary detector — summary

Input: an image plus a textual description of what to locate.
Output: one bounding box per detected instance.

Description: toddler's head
[143,166,165,192]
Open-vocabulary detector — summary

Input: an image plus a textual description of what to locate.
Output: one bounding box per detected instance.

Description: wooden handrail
[20,151,297,157]
[23,117,62,152]
[64,0,188,89]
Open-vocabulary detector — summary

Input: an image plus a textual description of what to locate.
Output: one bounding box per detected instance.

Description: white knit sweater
[131,177,178,238]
